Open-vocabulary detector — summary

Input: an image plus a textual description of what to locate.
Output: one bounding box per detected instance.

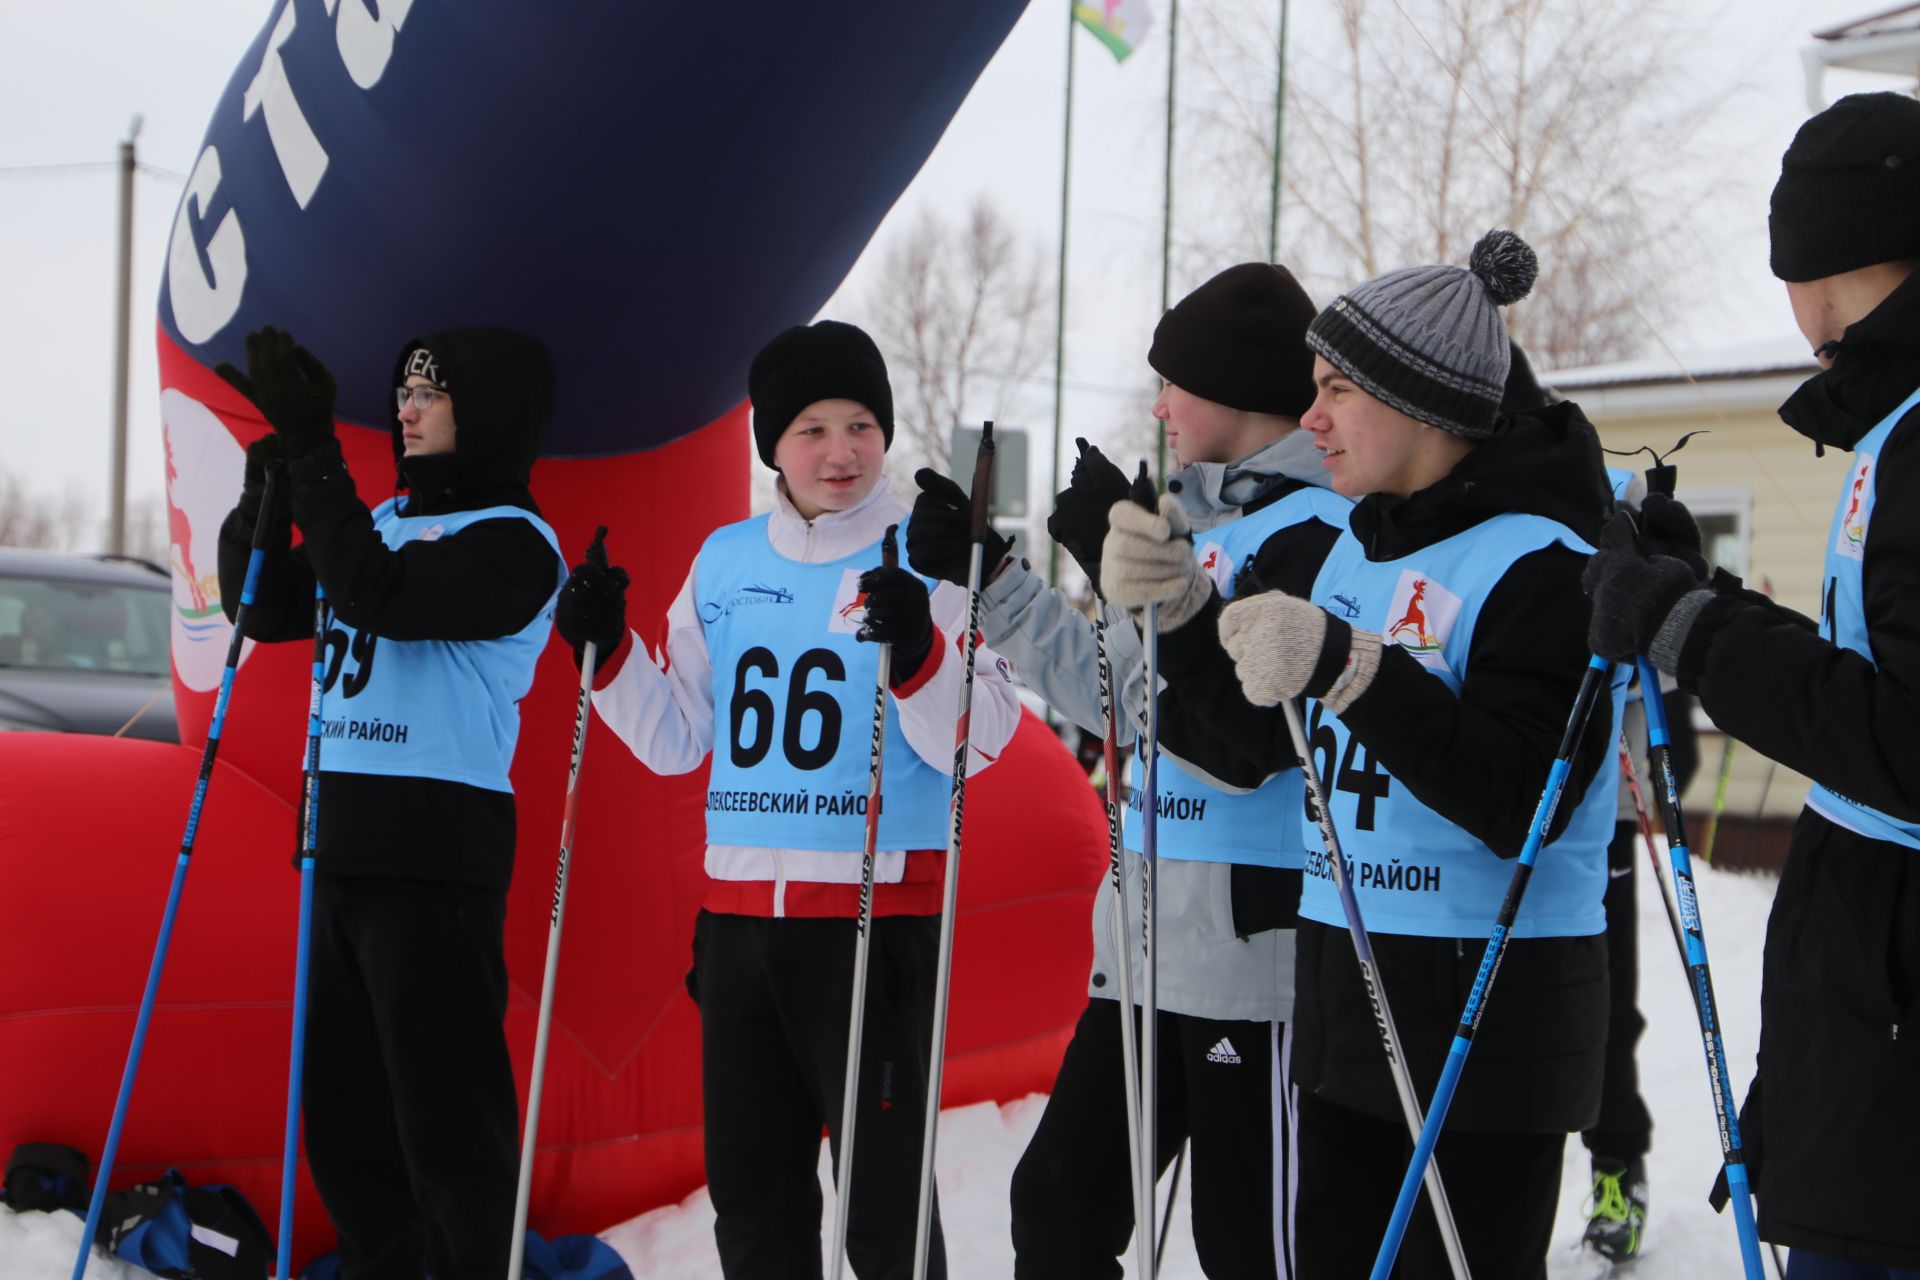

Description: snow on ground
[2,853,1783,1279]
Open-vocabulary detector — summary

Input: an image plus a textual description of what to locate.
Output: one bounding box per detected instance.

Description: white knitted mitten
[1100,493,1213,632]
[1219,590,1383,710]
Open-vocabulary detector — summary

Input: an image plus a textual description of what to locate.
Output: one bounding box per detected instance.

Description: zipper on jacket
[773,848,787,918]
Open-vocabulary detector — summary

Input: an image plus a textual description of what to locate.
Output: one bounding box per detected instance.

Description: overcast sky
[0,0,1889,548]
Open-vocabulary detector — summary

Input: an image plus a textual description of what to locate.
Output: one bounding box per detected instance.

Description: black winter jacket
[217,328,562,893]
[1160,401,1619,1133]
[1675,274,1920,1268]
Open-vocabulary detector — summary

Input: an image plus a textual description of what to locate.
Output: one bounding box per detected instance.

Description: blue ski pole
[276,584,326,1280]
[1372,653,1615,1280]
[1638,657,1765,1279]
[73,468,283,1280]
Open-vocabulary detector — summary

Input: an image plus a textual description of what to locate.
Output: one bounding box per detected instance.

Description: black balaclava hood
[390,327,556,502]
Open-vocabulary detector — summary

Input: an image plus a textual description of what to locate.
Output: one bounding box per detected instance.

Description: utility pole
[1048,4,1078,594]
[1269,0,1289,262]
[109,115,142,555]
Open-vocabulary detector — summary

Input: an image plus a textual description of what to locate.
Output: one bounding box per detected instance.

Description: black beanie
[1771,92,1920,283]
[1147,263,1318,417]
[747,320,894,468]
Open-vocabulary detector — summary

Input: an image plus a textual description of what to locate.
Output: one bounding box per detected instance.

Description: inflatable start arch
[0,0,1111,1263]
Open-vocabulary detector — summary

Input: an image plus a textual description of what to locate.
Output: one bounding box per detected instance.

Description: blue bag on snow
[104,1170,273,1279]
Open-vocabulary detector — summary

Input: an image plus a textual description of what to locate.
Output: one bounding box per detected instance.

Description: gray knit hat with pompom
[1305,229,1538,439]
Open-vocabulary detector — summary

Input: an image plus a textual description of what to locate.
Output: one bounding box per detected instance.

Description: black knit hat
[1305,229,1538,440]
[1147,263,1318,416]
[747,320,894,468]
[1771,93,1920,283]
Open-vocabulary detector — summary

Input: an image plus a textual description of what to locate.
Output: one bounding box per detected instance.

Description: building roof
[1808,2,1920,100]
[1545,335,1818,391]
[1815,2,1920,42]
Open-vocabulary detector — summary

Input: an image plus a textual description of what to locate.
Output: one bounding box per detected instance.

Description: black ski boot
[1581,1156,1650,1264]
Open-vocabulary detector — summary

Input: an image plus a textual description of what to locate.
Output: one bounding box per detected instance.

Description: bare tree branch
[856,195,1049,477]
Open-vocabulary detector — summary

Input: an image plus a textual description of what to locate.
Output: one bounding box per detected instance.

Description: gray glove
[1100,493,1213,632]
[1219,590,1384,712]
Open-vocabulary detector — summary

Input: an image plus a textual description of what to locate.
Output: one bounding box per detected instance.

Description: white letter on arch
[167,146,248,345]
[325,0,415,90]
[242,0,331,208]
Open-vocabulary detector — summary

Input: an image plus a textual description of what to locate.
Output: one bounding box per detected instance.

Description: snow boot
[1581,1156,1649,1263]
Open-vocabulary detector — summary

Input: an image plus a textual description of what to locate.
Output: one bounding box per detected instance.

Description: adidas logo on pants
[1206,1037,1242,1064]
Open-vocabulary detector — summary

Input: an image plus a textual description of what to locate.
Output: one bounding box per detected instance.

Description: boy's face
[1153,381,1246,468]
[1785,279,1842,369]
[1301,356,1445,498]
[773,398,885,520]
[398,376,457,456]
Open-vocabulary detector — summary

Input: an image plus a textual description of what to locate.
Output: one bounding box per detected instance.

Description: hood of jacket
[389,326,556,514]
[1166,428,1332,533]
[1779,268,1920,454]
[1348,399,1613,560]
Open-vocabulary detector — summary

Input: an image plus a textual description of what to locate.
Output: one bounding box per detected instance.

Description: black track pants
[1294,1091,1564,1280]
[1011,998,1294,1279]
[692,910,946,1280]
[1581,819,1654,1162]
[302,874,519,1280]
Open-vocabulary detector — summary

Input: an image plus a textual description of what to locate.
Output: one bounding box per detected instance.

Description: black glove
[1045,437,1130,596]
[1583,509,1708,664]
[237,435,287,527]
[555,528,629,663]
[857,565,934,682]
[1638,491,1709,578]
[907,467,1013,588]
[215,326,337,458]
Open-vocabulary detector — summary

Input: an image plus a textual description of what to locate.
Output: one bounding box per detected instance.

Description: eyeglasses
[395,385,447,412]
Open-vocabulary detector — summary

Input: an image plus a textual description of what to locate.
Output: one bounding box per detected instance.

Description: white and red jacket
[589,476,1019,918]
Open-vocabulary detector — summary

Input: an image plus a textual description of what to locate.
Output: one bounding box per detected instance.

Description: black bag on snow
[3,1141,89,1212]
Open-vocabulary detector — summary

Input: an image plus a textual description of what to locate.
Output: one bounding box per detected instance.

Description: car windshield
[0,573,171,677]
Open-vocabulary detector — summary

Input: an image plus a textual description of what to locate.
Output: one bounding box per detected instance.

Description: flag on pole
[1074,0,1153,62]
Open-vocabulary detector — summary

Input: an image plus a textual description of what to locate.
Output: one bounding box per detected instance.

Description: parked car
[0,547,177,742]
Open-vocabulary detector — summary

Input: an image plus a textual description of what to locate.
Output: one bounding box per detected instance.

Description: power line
[0,159,185,183]
[0,160,119,178]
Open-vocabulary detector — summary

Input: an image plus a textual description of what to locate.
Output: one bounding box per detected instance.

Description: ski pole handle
[1129,459,1155,512]
[883,522,900,572]
[250,465,284,552]
[969,421,996,543]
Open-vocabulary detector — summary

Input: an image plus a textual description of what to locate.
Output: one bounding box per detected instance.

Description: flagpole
[1268,0,1289,262]
[1049,2,1078,595]
[1155,0,1178,486]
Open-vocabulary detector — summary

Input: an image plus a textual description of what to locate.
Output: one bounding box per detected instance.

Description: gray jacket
[979,430,1335,1022]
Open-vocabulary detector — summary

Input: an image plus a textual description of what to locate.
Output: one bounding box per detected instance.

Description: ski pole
[911,422,997,1280]
[828,523,900,1280]
[1281,698,1471,1280]
[1093,605,1150,1280]
[1372,653,1616,1280]
[1698,730,1736,864]
[1126,460,1163,1277]
[276,582,326,1280]
[73,467,283,1280]
[1638,656,1765,1280]
[1154,1139,1185,1277]
[1618,733,1688,970]
[508,526,610,1280]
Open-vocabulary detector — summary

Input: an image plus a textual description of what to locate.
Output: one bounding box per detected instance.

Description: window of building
[1681,487,1751,581]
